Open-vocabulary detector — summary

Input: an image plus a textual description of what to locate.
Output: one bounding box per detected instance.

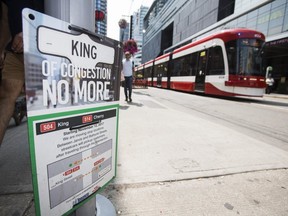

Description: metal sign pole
[44,1,97,215]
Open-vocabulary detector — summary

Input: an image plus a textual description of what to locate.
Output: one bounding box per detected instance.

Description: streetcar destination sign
[22,9,122,216]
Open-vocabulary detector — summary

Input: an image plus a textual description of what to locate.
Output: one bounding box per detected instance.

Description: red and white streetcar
[141,28,267,97]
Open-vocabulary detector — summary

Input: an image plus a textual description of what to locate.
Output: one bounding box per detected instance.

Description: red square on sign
[82,115,92,123]
[40,122,56,133]
[64,169,73,176]
[73,166,80,172]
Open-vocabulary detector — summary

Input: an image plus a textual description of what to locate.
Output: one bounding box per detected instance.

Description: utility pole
[130,15,133,39]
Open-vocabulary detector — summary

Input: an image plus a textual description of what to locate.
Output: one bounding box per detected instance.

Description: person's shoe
[125,98,128,101]
[129,98,132,102]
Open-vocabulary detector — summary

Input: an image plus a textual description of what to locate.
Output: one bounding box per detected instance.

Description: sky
[107,0,154,40]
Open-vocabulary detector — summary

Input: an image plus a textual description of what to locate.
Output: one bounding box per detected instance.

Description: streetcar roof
[154,52,170,64]
[135,64,144,71]
[172,28,265,55]
[155,52,170,61]
[144,59,154,68]
[144,59,154,65]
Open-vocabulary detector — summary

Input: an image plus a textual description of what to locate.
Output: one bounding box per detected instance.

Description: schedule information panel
[23,9,122,216]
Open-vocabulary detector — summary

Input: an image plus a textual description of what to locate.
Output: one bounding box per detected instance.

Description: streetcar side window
[144,66,152,78]
[225,40,237,75]
[171,53,197,76]
[172,57,190,76]
[135,69,144,78]
[154,62,168,77]
[207,46,225,75]
[190,52,198,76]
[171,58,181,76]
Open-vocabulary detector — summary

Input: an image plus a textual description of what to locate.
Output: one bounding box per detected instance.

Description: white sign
[38,26,115,67]
[23,9,122,216]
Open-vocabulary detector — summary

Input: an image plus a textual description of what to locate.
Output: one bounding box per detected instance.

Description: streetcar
[139,28,267,97]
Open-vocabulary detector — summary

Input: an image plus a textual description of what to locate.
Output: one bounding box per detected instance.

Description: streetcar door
[156,74,162,87]
[195,50,207,92]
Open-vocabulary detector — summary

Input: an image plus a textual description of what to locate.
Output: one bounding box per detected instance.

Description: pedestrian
[122,51,133,102]
[0,0,43,146]
[265,73,274,94]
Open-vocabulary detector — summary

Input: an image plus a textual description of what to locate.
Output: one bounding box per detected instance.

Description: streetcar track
[183,104,288,143]
[153,94,288,144]
[104,168,288,190]
[249,102,288,112]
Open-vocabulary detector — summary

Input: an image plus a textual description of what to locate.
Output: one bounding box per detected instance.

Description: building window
[217,0,235,21]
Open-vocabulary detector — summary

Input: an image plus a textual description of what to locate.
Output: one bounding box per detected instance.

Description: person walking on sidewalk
[265,73,274,94]
[122,51,133,102]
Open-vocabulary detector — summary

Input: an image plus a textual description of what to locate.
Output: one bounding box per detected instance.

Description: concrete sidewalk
[114,90,288,185]
[263,93,288,101]
[102,169,288,216]
[0,88,288,216]
[101,88,288,215]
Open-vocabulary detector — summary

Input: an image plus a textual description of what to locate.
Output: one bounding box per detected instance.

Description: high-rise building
[143,0,169,30]
[119,21,130,43]
[95,0,107,36]
[131,5,149,66]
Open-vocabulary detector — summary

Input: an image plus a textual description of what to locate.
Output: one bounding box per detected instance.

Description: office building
[119,21,130,42]
[131,5,149,66]
[142,0,288,93]
[95,0,107,35]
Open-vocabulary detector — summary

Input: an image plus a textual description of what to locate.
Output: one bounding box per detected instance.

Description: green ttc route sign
[22,9,122,216]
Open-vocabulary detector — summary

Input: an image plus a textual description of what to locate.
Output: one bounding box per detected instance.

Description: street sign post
[22,9,122,216]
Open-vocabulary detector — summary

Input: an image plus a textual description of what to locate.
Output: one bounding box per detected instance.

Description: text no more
[42,60,113,106]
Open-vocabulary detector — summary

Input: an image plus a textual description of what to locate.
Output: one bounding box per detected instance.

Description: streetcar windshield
[239,39,263,76]
[226,39,264,76]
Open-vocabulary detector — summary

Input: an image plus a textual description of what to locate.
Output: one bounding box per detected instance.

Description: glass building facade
[132,6,149,66]
[142,0,288,94]
[95,0,107,36]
